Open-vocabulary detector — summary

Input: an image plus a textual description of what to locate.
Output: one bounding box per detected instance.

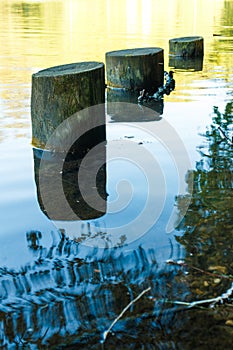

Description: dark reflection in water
[11,2,42,17]
[217,1,233,37]
[107,89,163,122]
[33,140,107,221]
[169,57,203,71]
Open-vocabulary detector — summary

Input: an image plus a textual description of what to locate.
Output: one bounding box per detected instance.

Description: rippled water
[0,1,233,348]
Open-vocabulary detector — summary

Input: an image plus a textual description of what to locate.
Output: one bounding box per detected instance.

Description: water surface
[0,1,233,348]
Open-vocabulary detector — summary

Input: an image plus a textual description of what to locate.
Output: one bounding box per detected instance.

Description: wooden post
[105,48,164,92]
[169,36,204,58]
[31,62,105,152]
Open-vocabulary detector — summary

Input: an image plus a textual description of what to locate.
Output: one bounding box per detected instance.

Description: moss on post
[106,48,164,92]
[169,36,204,58]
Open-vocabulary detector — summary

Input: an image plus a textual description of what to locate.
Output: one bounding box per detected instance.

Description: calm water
[0,1,233,348]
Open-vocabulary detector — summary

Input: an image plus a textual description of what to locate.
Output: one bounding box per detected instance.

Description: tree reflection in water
[0,229,188,349]
[166,103,233,350]
[176,103,233,274]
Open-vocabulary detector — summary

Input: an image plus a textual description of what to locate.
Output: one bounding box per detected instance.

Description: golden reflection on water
[0,0,233,136]
[0,0,225,65]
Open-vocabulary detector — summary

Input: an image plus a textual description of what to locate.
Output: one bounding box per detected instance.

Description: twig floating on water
[166,259,233,280]
[102,287,151,343]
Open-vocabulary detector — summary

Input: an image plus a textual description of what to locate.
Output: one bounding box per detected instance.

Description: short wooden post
[105,48,164,92]
[31,62,105,152]
[169,36,204,58]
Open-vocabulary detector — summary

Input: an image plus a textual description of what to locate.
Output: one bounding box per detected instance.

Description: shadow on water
[0,104,233,349]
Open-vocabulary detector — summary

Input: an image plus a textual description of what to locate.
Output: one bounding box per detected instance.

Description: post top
[169,36,203,42]
[33,62,104,77]
[106,47,163,57]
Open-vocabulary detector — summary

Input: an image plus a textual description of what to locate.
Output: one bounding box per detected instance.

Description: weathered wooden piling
[169,36,204,58]
[31,62,105,152]
[105,48,164,91]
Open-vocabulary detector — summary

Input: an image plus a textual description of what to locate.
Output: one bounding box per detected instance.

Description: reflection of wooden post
[106,48,164,92]
[169,57,203,71]
[169,36,204,58]
[33,146,107,221]
[106,94,163,122]
[31,62,105,151]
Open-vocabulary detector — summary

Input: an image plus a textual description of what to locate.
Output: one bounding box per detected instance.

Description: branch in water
[102,287,151,343]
